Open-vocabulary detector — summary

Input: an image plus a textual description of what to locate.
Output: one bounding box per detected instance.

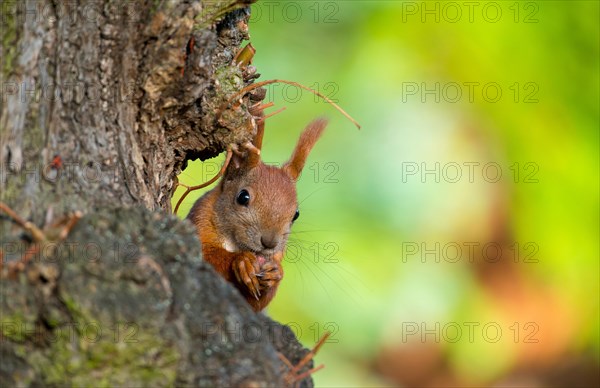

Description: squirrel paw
[232,253,261,300]
[256,261,282,290]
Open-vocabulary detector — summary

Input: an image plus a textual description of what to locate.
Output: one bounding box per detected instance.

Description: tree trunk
[0,0,312,386]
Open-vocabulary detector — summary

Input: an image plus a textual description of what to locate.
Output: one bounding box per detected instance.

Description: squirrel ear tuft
[226,119,264,175]
[284,118,328,180]
[246,117,264,168]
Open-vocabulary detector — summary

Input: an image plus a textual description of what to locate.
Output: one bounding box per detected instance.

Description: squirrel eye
[236,189,250,206]
[292,209,300,222]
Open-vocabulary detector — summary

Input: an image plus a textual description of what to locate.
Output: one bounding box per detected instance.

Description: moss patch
[24,293,180,385]
[1,1,17,78]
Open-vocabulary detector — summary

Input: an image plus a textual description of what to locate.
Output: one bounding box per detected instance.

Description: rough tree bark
[0,0,313,386]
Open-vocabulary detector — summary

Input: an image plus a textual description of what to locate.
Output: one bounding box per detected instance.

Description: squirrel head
[213,118,328,259]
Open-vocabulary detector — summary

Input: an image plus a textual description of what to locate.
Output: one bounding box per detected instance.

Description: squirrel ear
[245,117,264,168]
[284,118,328,180]
[252,117,265,153]
[226,119,264,174]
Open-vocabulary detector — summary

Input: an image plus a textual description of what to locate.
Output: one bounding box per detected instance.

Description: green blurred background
[174,1,599,386]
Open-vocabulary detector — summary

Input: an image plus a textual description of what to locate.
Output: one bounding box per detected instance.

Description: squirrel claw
[233,254,261,300]
[257,261,282,291]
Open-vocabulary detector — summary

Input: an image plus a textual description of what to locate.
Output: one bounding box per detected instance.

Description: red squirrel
[187,118,327,311]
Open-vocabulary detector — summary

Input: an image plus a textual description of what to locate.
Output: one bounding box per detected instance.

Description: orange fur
[284,118,327,180]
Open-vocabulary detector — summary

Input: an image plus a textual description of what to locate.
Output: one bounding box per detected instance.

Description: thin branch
[173,149,234,215]
[219,79,361,129]
[259,106,287,122]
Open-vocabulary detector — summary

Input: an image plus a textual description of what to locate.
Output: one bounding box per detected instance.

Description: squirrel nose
[261,234,279,250]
